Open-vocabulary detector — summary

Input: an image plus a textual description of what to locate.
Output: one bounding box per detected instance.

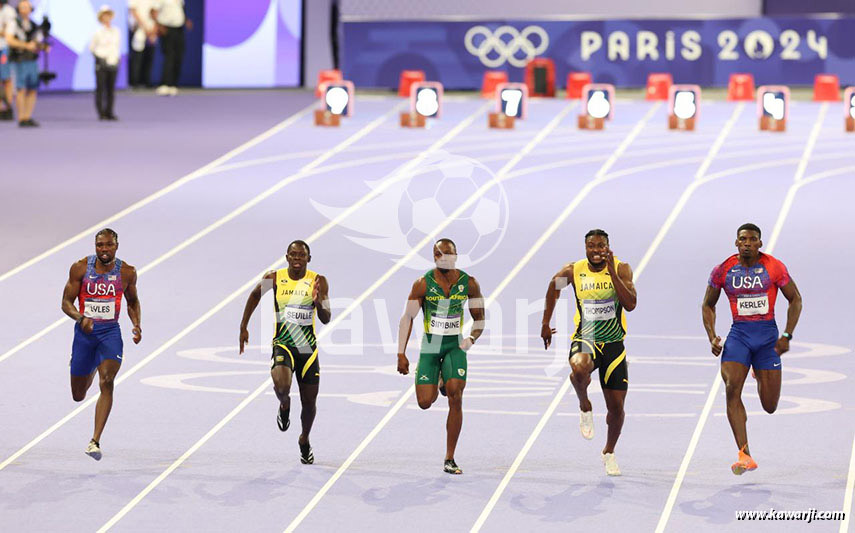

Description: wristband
[782,332,792,340]
[466,335,476,344]
[76,316,84,325]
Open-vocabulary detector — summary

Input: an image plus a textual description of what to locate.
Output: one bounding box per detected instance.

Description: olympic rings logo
[464,25,549,68]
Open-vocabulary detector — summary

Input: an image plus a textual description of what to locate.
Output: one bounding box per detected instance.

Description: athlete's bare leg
[70,370,97,402]
[721,361,751,454]
[92,358,121,443]
[754,369,781,414]
[297,381,318,447]
[271,365,293,411]
[602,389,626,454]
[416,384,439,410]
[569,353,595,412]
[444,378,465,461]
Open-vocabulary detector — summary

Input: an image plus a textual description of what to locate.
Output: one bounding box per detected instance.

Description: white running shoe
[155,85,170,96]
[602,452,621,476]
[579,410,594,440]
[168,86,179,96]
[85,440,102,461]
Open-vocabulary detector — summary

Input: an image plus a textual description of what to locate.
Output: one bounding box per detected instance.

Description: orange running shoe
[731,446,758,475]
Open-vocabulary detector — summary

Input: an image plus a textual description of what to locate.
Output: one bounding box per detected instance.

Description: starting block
[315,80,354,127]
[488,112,515,129]
[400,111,426,128]
[566,71,592,99]
[757,85,789,132]
[398,70,425,98]
[402,81,443,128]
[315,69,341,97]
[845,87,855,132]
[646,73,672,101]
[481,71,508,99]
[814,74,841,102]
[525,57,555,97]
[579,83,614,130]
[728,73,755,101]
[668,85,701,131]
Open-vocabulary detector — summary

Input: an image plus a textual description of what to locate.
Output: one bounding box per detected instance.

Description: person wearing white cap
[89,5,120,120]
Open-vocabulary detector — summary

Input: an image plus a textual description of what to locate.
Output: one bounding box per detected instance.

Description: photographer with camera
[89,5,120,120]
[0,0,16,120]
[4,0,46,127]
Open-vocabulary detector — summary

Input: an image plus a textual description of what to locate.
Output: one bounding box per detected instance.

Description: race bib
[83,299,115,320]
[581,299,616,321]
[737,294,769,316]
[429,315,461,336]
[280,305,314,326]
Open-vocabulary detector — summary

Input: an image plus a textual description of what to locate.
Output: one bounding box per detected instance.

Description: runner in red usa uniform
[702,223,802,475]
[61,229,142,461]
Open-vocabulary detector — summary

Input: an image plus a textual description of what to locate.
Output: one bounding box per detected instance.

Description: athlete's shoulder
[759,252,786,268]
[120,260,137,279]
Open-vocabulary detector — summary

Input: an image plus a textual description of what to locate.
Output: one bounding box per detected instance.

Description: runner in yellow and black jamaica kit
[541,229,637,476]
[397,239,485,475]
[240,240,330,465]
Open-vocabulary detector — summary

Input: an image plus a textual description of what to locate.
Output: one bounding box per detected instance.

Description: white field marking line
[470,102,663,532]
[472,102,739,533]
[842,430,855,533]
[654,102,828,533]
[0,104,403,367]
[93,103,494,531]
[280,103,580,533]
[766,103,830,251]
[0,104,413,473]
[0,102,317,284]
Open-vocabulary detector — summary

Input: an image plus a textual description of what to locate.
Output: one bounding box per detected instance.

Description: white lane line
[654,102,829,533]
[0,104,403,367]
[0,105,402,473]
[842,430,855,533]
[0,101,317,284]
[471,102,665,532]
[93,102,494,531]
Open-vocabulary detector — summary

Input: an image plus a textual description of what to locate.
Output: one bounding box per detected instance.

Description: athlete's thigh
[597,341,628,391]
[271,364,293,390]
[293,347,320,386]
[297,381,319,404]
[602,388,627,411]
[94,327,124,371]
[440,345,468,384]
[70,327,99,378]
[569,341,596,373]
[720,360,750,389]
[753,369,781,403]
[96,357,121,381]
[721,327,752,369]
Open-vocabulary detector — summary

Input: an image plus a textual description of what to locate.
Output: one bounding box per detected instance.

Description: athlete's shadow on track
[507,478,619,522]
[679,484,772,524]
[361,476,456,513]
[193,469,301,506]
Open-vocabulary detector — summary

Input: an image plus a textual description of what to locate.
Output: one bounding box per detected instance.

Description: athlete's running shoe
[300,440,314,464]
[579,410,594,440]
[85,439,102,461]
[731,446,758,475]
[277,407,290,432]
[602,452,621,476]
[443,459,462,475]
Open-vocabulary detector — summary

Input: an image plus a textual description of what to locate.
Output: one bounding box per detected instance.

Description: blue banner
[342,18,855,89]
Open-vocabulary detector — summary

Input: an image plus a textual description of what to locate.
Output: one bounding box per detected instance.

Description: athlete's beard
[435,256,456,271]
[98,255,114,266]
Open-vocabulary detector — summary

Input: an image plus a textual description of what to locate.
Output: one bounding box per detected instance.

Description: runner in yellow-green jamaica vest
[541,229,637,477]
[397,238,485,475]
[239,240,331,466]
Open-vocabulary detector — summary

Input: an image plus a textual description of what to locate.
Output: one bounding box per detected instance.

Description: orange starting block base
[814,74,841,101]
[578,115,605,130]
[398,70,425,98]
[314,110,341,127]
[669,115,696,131]
[646,73,672,100]
[759,115,786,132]
[482,71,509,99]
[566,72,592,99]
[846,117,855,132]
[728,73,755,101]
[488,112,515,129]
[400,112,426,128]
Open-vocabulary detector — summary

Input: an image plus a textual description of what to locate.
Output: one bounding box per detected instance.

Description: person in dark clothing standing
[89,5,120,120]
[153,0,191,96]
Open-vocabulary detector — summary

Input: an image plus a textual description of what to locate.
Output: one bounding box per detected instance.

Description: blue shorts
[70,322,123,376]
[722,320,781,371]
[13,60,39,90]
[0,48,10,81]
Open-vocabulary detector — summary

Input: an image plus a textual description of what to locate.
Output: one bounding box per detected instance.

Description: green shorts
[415,334,467,385]
[570,339,628,391]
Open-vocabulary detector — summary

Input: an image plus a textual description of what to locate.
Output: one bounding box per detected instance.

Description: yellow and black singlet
[571,258,627,343]
[272,268,318,352]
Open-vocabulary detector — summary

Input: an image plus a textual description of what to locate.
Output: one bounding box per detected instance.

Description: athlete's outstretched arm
[123,264,142,344]
[312,275,331,324]
[61,260,92,334]
[541,264,573,349]
[461,276,485,351]
[608,253,637,311]
[397,278,426,375]
[702,285,723,356]
[776,278,802,355]
[239,271,276,354]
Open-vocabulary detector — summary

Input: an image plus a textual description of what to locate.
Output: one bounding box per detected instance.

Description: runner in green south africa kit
[397,238,485,475]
